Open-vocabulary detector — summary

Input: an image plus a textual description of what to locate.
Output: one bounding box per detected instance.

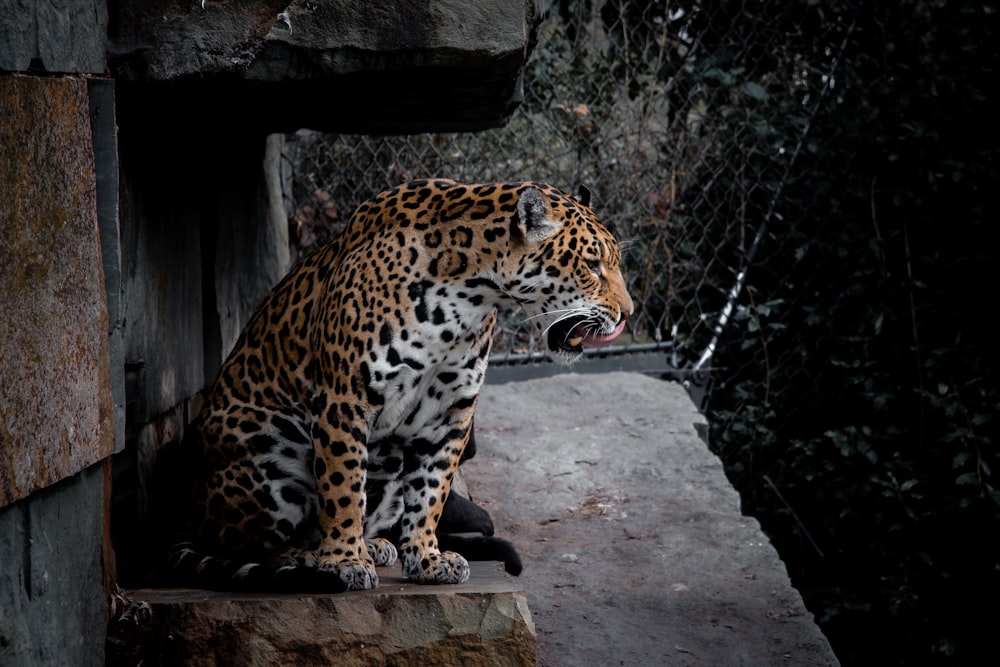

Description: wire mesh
[280,1,844,372]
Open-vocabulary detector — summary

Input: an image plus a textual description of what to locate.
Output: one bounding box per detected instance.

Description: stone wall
[0,4,116,663]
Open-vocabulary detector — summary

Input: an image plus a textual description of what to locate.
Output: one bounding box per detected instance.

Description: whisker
[618,239,640,256]
[541,308,591,338]
[516,308,581,325]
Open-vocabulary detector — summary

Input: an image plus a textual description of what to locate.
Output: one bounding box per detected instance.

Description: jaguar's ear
[516,187,559,243]
[576,184,592,208]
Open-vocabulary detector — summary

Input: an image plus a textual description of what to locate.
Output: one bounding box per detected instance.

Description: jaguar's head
[504,184,634,364]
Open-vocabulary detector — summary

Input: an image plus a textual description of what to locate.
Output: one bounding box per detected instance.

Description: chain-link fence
[278,5,999,662]
[280,0,847,375]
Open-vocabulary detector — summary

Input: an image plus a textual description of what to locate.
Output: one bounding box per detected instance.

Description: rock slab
[119,563,535,667]
[468,371,840,666]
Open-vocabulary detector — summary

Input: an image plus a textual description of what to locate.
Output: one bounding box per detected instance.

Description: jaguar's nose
[620,294,635,322]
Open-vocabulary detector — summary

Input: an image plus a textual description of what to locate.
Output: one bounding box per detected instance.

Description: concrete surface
[467,371,840,666]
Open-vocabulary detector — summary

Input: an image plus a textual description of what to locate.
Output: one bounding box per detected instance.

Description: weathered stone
[0,463,109,667]
[89,77,128,453]
[214,134,292,360]
[0,0,107,73]
[117,128,207,423]
[110,0,543,133]
[120,563,535,667]
[0,74,115,507]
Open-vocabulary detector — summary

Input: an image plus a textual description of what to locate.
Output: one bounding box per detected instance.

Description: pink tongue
[574,318,627,348]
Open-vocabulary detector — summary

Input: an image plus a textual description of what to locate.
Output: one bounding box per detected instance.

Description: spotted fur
[169,179,633,592]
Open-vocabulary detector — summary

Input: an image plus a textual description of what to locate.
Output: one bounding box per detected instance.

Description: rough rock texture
[110,0,543,133]
[0,0,107,73]
[117,563,534,667]
[214,135,292,360]
[468,371,840,667]
[0,74,115,506]
[0,465,110,667]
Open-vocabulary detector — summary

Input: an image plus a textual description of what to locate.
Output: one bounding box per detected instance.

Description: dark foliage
[702,2,1000,664]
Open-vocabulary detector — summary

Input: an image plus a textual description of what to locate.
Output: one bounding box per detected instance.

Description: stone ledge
[116,562,535,667]
[109,0,543,134]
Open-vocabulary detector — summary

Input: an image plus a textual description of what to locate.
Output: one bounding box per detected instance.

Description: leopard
[167,178,633,592]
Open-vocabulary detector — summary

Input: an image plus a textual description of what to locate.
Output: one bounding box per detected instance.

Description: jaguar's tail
[166,541,348,593]
[438,533,524,576]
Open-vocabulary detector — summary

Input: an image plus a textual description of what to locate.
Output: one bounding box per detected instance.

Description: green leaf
[741,81,770,100]
[955,473,979,486]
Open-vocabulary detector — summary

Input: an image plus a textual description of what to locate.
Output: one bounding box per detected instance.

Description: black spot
[448,253,468,277]
[239,420,262,433]
[360,362,384,406]
[451,226,474,247]
[379,322,393,346]
[261,461,290,481]
[253,488,279,511]
[483,226,506,242]
[403,356,425,371]
[280,485,306,505]
[464,277,499,291]
[273,415,308,444]
[223,484,248,499]
[450,395,476,411]
[409,280,433,322]
[235,473,255,490]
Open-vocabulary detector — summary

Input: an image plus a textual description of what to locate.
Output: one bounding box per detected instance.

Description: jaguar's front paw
[403,549,470,585]
[365,537,398,567]
[317,557,379,591]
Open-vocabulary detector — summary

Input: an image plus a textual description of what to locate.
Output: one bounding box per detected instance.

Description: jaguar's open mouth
[547,315,628,354]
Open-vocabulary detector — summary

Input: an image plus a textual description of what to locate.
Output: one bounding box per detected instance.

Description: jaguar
[168,179,633,592]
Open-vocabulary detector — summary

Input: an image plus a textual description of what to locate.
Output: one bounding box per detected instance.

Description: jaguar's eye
[585,258,602,275]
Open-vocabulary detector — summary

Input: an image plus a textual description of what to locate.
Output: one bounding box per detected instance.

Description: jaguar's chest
[363,306,496,442]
